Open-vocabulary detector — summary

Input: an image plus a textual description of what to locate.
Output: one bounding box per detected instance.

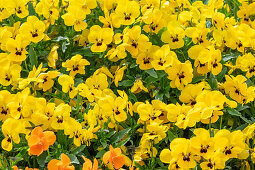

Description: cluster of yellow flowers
[0,0,255,169]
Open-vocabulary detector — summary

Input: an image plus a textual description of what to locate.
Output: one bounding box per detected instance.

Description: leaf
[236,105,250,112]
[28,2,36,16]
[192,76,206,84]
[208,73,217,89]
[37,152,47,168]
[216,67,227,82]
[29,46,37,68]
[118,80,134,87]
[134,162,146,170]
[71,145,86,155]
[96,150,106,158]
[155,92,164,101]
[110,127,131,144]
[167,130,177,142]
[145,69,158,78]
[226,108,252,124]
[68,154,80,164]
[116,137,131,147]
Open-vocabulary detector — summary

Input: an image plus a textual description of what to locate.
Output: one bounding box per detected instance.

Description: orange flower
[82,156,102,170]
[27,127,56,156]
[12,166,39,170]
[103,145,125,169]
[47,153,75,170]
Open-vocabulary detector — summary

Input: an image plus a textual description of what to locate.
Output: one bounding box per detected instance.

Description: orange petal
[64,165,75,170]
[28,134,40,147]
[113,156,125,169]
[12,166,19,170]
[103,151,110,164]
[47,159,60,170]
[92,158,99,170]
[31,127,44,138]
[29,144,43,156]
[41,137,50,151]
[43,131,56,145]
[61,153,71,166]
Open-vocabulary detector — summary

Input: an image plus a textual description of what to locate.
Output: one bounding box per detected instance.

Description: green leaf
[96,150,106,158]
[226,108,252,124]
[116,137,131,147]
[28,2,36,16]
[68,154,80,164]
[29,46,37,68]
[37,152,47,168]
[167,130,177,142]
[118,80,134,87]
[216,67,227,82]
[192,76,206,84]
[208,73,217,89]
[110,127,131,144]
[71,145,86,155]
[145,69,158,78]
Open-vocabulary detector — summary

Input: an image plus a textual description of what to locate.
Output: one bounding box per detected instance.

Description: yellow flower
[166,60,193,90]
[0,56,21,86]
[6,35,30,61]
[131,79,148,94]
[170,138,196,169]
[142,9,166,34]
[136,45,159,70]
[37,71,60,91]
[105,45,127,62]
[62,54,90,77]
[98,94,127,122]
[51,103,71,130]
[8,88,34,119]
[236,53,255,78]
[114,65,127,87]
[112,0,140,26]
[64,118,84,146]
[47,45,59,69]
[123,26,151,57]
[0,90,13,121]
[7,0,29,18]
[1,118,22,151]
[62,9,87,31]
[223,75,255,104]
[68,0,97,17]
[161,20,185,49]
[186,21,209,46]
[0,27,12,51]
[58,74,77,98]
[151,45,176,70]
[214,129,246,161]
[88,25,114,52]
[179,82,209,106]
[190,128,214,159]
[19,16,46,43]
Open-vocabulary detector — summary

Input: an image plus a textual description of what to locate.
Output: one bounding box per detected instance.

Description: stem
[47,149,51,160]
[209,117,212,137]
[219,115,223,130]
